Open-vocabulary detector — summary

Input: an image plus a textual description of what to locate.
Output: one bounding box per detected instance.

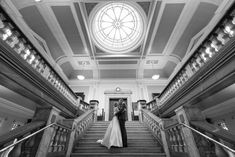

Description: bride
[97,103,123,149]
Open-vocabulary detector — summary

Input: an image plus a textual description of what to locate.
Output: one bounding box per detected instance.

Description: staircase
[71,121,166,157]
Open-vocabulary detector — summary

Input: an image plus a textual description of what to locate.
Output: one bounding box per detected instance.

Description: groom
[116,99,128,147]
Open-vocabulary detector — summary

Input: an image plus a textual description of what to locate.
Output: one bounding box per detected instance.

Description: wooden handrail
[190,121,235,144]
[0,121,45,146]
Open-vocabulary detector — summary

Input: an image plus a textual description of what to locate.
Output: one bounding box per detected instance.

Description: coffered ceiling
[10,0,223,85]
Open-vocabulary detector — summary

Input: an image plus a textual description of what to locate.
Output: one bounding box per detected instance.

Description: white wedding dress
[98,107,123,149]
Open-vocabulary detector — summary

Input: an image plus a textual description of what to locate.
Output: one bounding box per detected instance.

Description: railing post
[175,106,202,157]
[159,119,171,157]
[62,119,76,157]
[137,100,146,123]
[90,100,99,122]
[33,107,61,157]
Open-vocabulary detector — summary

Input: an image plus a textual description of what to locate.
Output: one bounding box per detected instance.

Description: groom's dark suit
[116,102,127,147]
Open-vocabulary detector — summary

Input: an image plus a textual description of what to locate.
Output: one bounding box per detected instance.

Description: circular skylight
[90,2,146,53]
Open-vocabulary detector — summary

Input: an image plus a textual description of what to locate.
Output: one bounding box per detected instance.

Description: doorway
[109,98,127,121]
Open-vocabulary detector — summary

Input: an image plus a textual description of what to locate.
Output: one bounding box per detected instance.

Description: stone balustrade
[165,124,187,153]
[153,4,235,108]
[142,109,162,142]
[0,9,78,108]
[48,124,71,154]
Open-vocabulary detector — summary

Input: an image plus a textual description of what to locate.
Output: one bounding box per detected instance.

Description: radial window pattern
[90,2,145,53]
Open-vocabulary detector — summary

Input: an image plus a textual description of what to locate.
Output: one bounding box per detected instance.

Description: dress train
[98,116,123,149]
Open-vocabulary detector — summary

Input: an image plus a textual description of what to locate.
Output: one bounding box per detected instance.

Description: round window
[89,2,146,53]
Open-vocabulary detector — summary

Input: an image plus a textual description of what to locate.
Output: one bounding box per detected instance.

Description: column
[90,100,99,122]
[175,106,203,157]
[34,107,61,157]
[137,100,146,123]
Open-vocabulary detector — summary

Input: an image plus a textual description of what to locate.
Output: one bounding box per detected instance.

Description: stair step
[78,138,157,143]
[71,122,165,157]
[76,142,160,147]
[83,133,153,137]
[88,129,148,131]
[86,130,150,133]
[73,147,162,153]
[71,152,166,157]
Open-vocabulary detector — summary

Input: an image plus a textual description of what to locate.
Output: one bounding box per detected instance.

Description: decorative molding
[104,92,132,121]
[104,89,132,95]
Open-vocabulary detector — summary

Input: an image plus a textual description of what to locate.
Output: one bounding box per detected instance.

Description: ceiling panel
[13,0,226,84]
[143,60,176,79]
[164,61,177,76]
[99,60,138,65]
[172,2,217,58]
[151,3,185,54]
[20,6,65,60]
[60,62,74,79]
[52,6,85,55]
[74,3,92,54]
[100,69,136,79]
[143,1,161,56]
[131,46,141,53]
[137,1,151,17]
[143,69,168,79]
[84,2,98,16]
[70,70,93,80]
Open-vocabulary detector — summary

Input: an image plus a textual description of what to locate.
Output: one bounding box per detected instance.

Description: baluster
[22,134,36,157]
[175,126,184,152]
[178,125,187,152]
[8,141,23,157]
[48,125,58,152]
[26,50,36,65]
[14,40,25,54]
[31,55,40,69]
[167,129,174,151]
[214,143,228,157]
[173,127,180,152]
[57,128,63,152]
[62,129,68,151]
[216,28,230,45]
[6,32,19,48]
[53,126,61,152]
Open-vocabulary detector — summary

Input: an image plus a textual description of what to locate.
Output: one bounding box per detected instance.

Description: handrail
[0,121,46,146]
[190,121,235,144]
[181,123,235,153]
[142,110,235,153]
[0,122,70,153]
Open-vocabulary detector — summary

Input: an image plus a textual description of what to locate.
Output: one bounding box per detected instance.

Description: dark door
[109,98,127,121]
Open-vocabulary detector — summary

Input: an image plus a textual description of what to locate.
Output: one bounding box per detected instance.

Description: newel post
[34,107,60,157]
[137,100,146,123]
[175,106,203,157]
[90,100,99,122]
[159,119,171,157]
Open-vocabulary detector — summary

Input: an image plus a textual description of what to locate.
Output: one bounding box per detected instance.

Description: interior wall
[0,111,28,136]
[71,82,165,115]
[0,85,36,135]
[0,85,37,111]
[146,85,165,100]
[0,98,34,136]
[71,86,90,102]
